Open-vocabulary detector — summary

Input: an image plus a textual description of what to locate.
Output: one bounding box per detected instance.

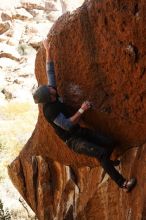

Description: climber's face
[33,85,57,104]
[48,86,56,95]
[48,86,57,101]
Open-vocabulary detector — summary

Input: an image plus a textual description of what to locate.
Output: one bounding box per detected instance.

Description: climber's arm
[53,101,92,131]
[46,61,56,88]
[43,39,56,88]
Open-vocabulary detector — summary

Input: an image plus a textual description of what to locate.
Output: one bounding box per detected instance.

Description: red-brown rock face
[8,0,146,219]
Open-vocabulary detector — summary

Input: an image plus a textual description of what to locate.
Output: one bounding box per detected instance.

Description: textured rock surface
[0,21,10,34]
[0,43,21,60]
[0,0,83,219]
[9,0,146,219]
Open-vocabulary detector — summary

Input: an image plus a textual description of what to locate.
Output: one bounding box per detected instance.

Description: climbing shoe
[122,177,137,192]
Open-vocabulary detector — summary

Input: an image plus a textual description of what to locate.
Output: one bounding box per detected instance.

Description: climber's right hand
[80,101,92,112]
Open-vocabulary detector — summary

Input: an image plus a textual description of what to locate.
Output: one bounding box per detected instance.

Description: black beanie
[33,85,51,104]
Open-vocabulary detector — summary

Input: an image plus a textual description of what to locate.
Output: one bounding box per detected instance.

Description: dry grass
[0,101,38,179]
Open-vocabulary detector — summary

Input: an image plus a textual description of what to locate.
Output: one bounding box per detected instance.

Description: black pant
[66,128,125,187]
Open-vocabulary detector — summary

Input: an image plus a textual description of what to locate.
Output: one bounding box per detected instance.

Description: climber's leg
[98,151,126,187]
[74,127,116,157]
[66,137,125,187]
[99,154,136,191]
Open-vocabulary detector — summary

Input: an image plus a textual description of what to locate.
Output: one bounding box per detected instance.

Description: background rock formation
[0,0,83,218]
[0,0,84,104]
[8,0,146,219]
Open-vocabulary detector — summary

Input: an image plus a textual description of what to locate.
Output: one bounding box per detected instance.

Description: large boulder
[0,43,21,61]
[8,0,146,219]
[1,9,33,22]
[12,8,33,20]
[0,21,10,34]
[1,11,13,21]
[20,0,45,10]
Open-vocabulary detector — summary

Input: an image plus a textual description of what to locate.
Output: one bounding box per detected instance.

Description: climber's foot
[122,177,137,192]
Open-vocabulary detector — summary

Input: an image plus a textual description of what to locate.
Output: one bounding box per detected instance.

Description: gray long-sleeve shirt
[46,61,56,88]
[46,61,74,131]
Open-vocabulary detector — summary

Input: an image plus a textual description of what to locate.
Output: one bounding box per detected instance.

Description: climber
[33,39,137,192]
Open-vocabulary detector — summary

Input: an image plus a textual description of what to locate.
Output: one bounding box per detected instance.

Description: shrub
[0,199,11,220]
